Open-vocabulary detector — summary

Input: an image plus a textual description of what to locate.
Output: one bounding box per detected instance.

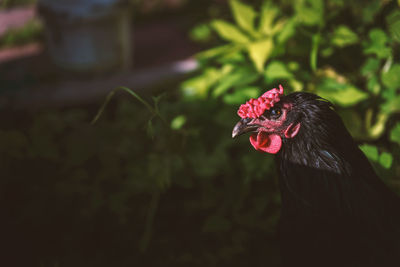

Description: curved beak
[232,118,259,138]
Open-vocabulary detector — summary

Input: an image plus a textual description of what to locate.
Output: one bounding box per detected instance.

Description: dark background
[1,0,400,266]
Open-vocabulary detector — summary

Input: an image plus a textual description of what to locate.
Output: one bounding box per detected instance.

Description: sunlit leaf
[379,152,393,169]
[289,79,304,92]
[382,95,400,114]
[230,0,257,34]
[277,18,296,44]
[247,38,273,72]
[294,0,324,26]
[381,64,400,89]
[321,47,334,57]
[270,19,287,36]
[223,86,260,104]
[317,79,368,107]
[259,1,279,35]
[211,19,250,43]
[264,60,293,82]
[368,112,388,139]
[331,25,359,47]
[213,67,259,97]
[217,49,246,64]
[181,68,225,98]
[360,144,379,162]
[170,115,187,130]
[288,61,300,71]
[366,75,381,95]
[332,87,368,106]
[196,44,237,60]
[390,123,400,145]
[190,23,212,42]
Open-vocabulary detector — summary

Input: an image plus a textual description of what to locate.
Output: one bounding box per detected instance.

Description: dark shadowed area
[1,0,400,266]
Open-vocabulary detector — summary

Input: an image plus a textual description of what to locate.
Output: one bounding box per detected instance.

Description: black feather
[276,92,400,267]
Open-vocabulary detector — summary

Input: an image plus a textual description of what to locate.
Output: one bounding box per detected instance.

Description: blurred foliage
[2,0,400,266]
[0,0,36,9]
[185,0,400,169]
[0,19,43,48]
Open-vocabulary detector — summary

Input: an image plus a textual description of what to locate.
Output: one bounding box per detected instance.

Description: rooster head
[232,85,301,154]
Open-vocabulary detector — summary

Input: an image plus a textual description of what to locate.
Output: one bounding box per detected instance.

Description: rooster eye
[267,107,282,120]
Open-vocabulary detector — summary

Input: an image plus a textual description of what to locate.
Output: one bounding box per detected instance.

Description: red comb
[237,85,284,119]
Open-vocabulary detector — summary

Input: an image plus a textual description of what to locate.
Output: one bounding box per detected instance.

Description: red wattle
[249,132,282,154]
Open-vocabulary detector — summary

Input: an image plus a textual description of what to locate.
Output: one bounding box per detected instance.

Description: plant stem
[139,190,160,253]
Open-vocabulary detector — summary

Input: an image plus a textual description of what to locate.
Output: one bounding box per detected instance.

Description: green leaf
[361,58,380,76]
[321,47,334,57]
[196,44,237,60]
[367,112,388,139]
[181,67,225,98]
[289,79,304,92]
[212,67,259,97]
[211,19,250,43]
[264,60,293,82]
[230,0,257,34]
[381,64,400,89]
[294,0,324,26]
[332,86,368,106]
[277,18,296,44]
[189,23,212,42]
[170,115,187,130]
[270,19,287,36]
[386,10,400,42]
[379,152,393,169]
[331,25,359,48]
[390,123,400,145]
[217,49,246,64]
[360,144,379,162]
[363,28,391,59]
[317,79,368,107]
[366,75,381,95]
[288,61,300,71]
[247,38,274,72]
[223,86,260,104]
[333,88,367,106]
[382,95,400,114]
[362,0,382,23]
[259,1,279,35]
[382,86,400,114]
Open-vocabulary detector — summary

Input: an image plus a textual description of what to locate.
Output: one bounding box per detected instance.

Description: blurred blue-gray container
[38,0,132,73]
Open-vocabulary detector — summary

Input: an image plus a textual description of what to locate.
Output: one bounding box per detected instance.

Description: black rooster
[232,88,400,267]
